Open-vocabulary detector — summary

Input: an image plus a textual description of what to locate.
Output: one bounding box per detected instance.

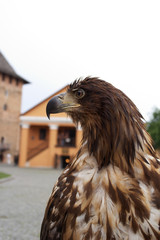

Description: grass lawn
[0,172,11,179]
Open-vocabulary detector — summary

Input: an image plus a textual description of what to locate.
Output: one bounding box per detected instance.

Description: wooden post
[19,124,29,167]
[49,125,58,167]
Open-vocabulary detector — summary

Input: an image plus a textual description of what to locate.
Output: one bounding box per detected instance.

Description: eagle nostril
[58,93,65,101]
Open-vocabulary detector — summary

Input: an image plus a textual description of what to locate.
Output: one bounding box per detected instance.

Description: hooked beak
[46,92,80,119]
[46,93,65,119]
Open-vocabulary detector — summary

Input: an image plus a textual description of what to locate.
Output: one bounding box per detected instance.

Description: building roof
[0,52,30,84]
[21,85,68,116]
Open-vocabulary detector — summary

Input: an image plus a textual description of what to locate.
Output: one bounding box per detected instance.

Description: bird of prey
[41,77,160,240]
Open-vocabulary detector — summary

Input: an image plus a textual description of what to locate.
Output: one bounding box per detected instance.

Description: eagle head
[47,77,107,120]
[46,77,154,170]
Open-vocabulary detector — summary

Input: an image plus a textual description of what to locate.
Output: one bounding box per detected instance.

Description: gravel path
[0,164,62,240]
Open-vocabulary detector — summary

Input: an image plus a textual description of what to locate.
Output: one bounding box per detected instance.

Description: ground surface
[0,164,62,240]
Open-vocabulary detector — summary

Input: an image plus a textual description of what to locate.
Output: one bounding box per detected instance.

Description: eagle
[40,77,160,240]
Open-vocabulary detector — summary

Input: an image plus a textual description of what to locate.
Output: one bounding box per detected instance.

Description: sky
[0,0,160,121]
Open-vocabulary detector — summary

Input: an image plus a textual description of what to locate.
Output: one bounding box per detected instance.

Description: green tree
[147,108,160,149]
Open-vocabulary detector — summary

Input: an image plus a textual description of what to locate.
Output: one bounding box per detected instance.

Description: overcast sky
[1,0,160,121]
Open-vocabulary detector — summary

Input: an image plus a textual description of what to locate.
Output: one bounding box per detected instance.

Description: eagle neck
[81,114,154,172]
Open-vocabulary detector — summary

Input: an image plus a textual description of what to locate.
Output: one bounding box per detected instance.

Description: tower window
[9,76,12,84]
[3,104,7,111]
[16,79,19,86]
[5,90,8,97]
[2,73,5,81]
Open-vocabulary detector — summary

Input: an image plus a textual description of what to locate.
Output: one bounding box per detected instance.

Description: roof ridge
[0,51,29,84]
[0,52,17,75]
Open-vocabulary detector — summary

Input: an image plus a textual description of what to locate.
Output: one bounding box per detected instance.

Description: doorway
[61,155,70,168]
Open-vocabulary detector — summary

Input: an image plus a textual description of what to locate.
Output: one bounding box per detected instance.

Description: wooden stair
[27,142,49,160]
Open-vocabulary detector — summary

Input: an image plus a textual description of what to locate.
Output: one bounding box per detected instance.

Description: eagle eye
[75,89,85,99]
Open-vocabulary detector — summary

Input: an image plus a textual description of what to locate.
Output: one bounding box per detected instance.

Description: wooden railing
[27,141,49,160]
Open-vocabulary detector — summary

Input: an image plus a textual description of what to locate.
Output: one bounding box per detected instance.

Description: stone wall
[0,73,23,162]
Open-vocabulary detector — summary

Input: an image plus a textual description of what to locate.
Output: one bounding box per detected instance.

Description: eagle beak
[46,93,66,119]
[46,92,80,119]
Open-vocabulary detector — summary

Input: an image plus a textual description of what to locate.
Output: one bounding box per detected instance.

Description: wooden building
[19,86,82,168]
[0,52,29,163]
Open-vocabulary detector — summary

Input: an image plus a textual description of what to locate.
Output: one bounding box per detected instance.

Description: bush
[147,108,160,149]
